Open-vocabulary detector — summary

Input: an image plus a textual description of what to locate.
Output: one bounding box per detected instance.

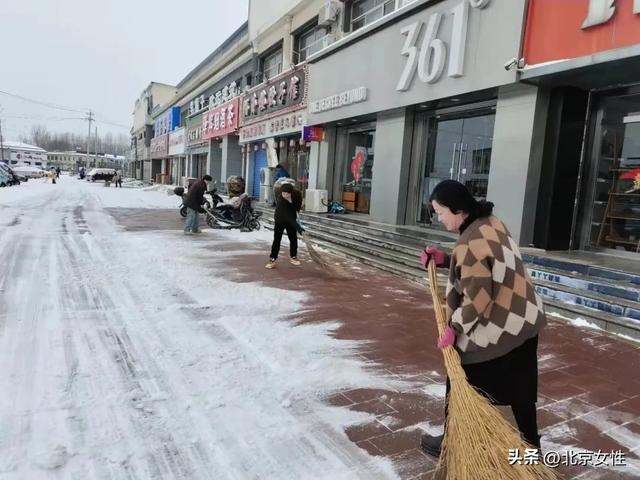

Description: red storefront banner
[202,97,239,139]
[524,0,640,66]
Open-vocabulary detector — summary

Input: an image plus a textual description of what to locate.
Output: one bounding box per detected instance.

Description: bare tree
[22,125,128,155]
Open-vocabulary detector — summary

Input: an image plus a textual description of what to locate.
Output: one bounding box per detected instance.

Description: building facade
[164,22,254,188]
[304,0,546,246]
[130,82,177,181]
[522,0,640,257]
[242,0,338,202]
[2,141,48,168]
[47,151,125,171]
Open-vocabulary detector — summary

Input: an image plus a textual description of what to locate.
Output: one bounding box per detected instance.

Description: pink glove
[420,246,446,269]
[437,325,456,349]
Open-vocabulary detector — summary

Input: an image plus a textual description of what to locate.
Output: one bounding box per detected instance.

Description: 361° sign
[396,0,490,91]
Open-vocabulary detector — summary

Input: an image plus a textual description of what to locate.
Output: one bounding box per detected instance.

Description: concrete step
[258,207,640,338]
[533,278,640,322]
[528,265,640,303]
[308,236,450,290]
[523,253,640,287]
[543,299,640,340]
[255,205,453,249]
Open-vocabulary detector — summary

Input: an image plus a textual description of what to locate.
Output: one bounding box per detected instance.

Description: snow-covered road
[0,179,406,479]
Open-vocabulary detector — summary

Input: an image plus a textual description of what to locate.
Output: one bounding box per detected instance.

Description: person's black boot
[420,433,443,458]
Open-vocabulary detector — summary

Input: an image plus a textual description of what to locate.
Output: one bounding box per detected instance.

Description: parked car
[0,167,10,187]
[0,163,23,185]
[9,165,45,179]
[87,168,116,182]
[9,166,27,183]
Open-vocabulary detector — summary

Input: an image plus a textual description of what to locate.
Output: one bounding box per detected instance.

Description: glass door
[344,129,375,213]
[458,115,495,198]
[419,112,495,224]
[579,91,640,252]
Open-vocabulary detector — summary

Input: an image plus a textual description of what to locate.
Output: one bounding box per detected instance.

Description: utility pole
[85,110,93,168]
[0,121,5,163]
[94,127,98,168]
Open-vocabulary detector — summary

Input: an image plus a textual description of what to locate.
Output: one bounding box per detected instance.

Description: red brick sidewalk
[113,208,640,479]
[229,252,640,479]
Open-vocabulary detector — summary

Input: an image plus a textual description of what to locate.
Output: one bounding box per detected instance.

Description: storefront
[152,107,180,184]
[202,97,242,191]
[168,127,186,184]
[307,0,539,238]
[238,65,309,201]
[522,0,640,254]
[149,134,168,182]
[186,114,208,182]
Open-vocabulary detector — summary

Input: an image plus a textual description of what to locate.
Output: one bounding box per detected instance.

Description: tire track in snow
[74,228,401,479]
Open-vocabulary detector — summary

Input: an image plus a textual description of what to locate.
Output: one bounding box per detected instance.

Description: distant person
[55,166,61,178]
[183,174,212,235]
[274,164,290,181]
[266,183,302,269]
[49,169,56,184]
[112,171,123,188]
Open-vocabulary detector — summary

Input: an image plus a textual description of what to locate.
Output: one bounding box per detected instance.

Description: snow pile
[121,179,146,188]
[547,311,639,344]
[0,178,54,208]
[85,181,180,209]
[142,183,178,195]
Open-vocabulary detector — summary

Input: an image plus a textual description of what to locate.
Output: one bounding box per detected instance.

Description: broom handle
[427,260,448,336]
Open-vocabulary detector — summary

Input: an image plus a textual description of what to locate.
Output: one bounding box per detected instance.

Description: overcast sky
[0,0,249,141]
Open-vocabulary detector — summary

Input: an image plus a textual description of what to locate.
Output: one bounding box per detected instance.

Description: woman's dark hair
[280,182,294,193]
[429,180,494,232]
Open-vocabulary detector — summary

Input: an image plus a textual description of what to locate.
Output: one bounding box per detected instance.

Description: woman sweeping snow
[419,180,546,457]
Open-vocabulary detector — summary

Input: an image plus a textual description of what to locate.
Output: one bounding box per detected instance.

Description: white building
[1,141,48,168]
[130,82,178,180]
[47,151,125,171]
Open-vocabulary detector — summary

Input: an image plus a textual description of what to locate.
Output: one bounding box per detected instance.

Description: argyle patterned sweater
[446,216,546,364]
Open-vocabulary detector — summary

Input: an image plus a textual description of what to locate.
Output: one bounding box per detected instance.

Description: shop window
[342,129,375,213]
[350,0,395,32]
[587,93,640,252]
[294,23,327,63]
[261,48,283,81]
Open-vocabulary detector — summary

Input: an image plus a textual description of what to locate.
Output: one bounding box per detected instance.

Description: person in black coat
[184,175,212,234]
[266,182,302,268]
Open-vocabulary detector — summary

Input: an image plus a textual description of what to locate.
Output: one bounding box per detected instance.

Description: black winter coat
[184,180,208,210]
[274,189,302,224]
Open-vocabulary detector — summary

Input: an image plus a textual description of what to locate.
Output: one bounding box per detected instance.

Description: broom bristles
[302,234,348,278]
[427,261,561,480]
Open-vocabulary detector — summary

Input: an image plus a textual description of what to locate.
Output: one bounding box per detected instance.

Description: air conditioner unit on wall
[260,185,275,204]
[318,1,340,27]
[260,167,273,187]
[305,189,328,213]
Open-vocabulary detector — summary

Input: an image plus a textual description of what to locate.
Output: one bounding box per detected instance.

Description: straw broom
[301,232,348,278]
[427,261,560,480]
[297,220,347,278]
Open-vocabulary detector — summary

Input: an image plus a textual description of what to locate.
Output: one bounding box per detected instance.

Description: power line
[0,89,87,114]
[93,117,130,130]
[3,114,86,121]
[0,89,131,137]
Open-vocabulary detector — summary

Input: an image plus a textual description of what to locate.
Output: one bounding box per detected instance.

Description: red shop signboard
[202,97,239,139]
[524,0,640,66]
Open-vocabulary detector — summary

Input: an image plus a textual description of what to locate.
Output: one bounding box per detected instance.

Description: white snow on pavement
[0,180,409,479]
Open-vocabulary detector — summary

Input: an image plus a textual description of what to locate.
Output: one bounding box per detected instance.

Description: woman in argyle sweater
[419,180,546,458]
